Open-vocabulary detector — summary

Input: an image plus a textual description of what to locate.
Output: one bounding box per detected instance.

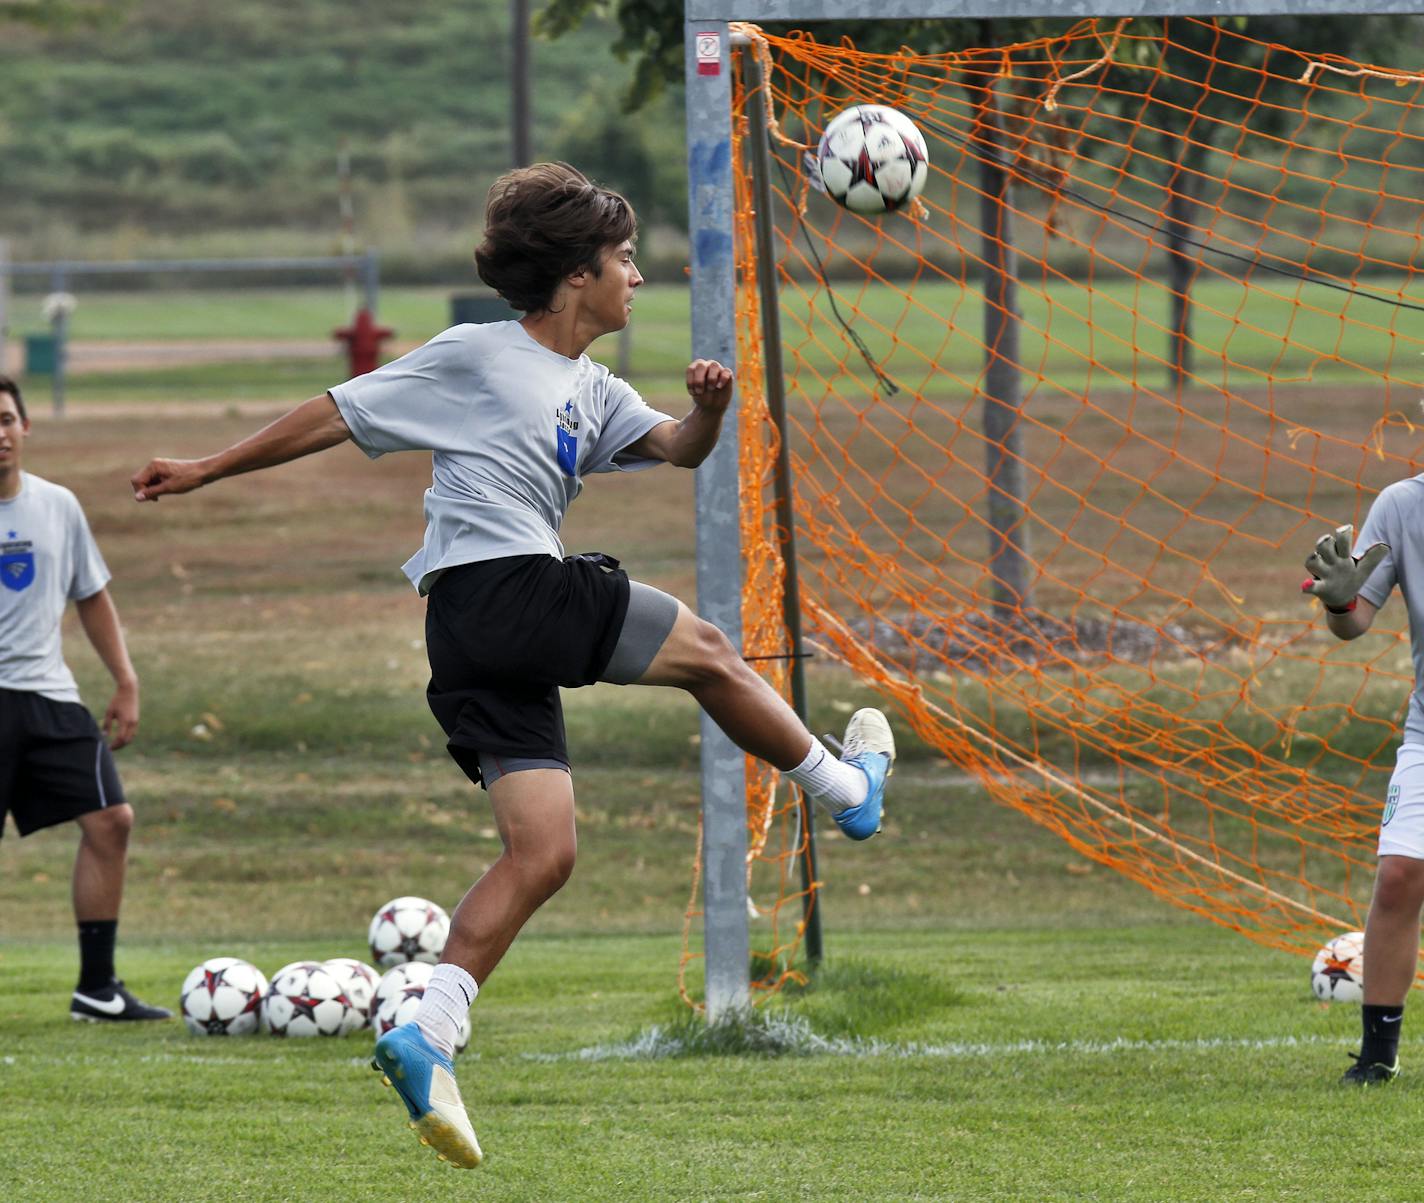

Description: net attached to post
[682,17,1424,1006]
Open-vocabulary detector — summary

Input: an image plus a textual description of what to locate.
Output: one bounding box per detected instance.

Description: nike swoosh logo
[73,991,126,1015]
[1383,1015,1403,1024]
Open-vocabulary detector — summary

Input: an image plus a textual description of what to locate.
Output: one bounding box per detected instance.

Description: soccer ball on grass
[814,104,929,215]
[322,957,382,1034]
[368,895,450,968]
[1311,931,1365,1003]
[372,960,471,1053]
[261,960,358,1037]
[179,956,268,1036]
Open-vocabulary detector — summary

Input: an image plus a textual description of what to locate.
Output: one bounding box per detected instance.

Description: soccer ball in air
[815,104,929,215]
[322,957,382,1034]
[372,960,471,1053]
[1311,931,1365,1003]
[179,956,268,1036]
[260,960,358,1037]
[368,895,450,968]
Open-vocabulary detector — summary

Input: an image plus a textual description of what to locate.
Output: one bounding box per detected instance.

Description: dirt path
[45,398,298,418]
[1,337,422,376]
[67,338,340,369]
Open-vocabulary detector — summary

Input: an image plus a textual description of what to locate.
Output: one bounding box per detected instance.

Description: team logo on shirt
[1,531,34,592]
[556,399,580,477]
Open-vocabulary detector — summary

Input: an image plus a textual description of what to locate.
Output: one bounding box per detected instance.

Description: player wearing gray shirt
[1,471,110,701]
[0,375,170,1024]
[329,319,674,594]
[1303,478,1424,1085]
[131,162,895,1169]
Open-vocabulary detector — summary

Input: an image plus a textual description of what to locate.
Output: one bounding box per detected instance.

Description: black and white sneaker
[1339,1052,1400,1085]
[70,979,172,1023]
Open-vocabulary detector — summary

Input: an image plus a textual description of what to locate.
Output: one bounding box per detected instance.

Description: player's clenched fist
[686,359,733,414]
[1301,523,1388,612]
[131,457,207,502]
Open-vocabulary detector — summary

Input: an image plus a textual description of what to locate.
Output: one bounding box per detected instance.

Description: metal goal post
[682,0,1422,1022]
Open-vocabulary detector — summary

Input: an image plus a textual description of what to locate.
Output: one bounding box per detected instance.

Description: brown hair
[474,162,636,315]
[0,374,25,423]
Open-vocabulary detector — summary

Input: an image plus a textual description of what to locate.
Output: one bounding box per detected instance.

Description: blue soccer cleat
[371,1022,483,1169]
[832,707,895,841]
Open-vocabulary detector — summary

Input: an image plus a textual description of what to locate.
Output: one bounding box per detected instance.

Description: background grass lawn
[0,350,1417,1201]
[7,271,1421,405]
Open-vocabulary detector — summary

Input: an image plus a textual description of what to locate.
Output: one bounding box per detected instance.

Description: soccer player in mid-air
[130,163,895,1167]
[0,375,170,1024]
[1303,509,1418,1085]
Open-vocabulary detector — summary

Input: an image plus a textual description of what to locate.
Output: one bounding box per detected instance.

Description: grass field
[7,269,1423,407]
[1,402,1421,1201]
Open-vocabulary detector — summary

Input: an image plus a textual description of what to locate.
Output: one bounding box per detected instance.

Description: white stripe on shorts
[94,741,109,809]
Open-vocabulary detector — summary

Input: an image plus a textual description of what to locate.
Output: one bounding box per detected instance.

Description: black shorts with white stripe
[0,686,125,838]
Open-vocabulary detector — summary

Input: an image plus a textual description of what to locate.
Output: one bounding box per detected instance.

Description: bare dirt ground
[65,339,338,370]
[25,409,701,621]
[20,372,1413,631]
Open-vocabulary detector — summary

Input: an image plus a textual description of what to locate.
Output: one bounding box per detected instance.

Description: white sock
[785,736,869,814]
[413,963,478,1060]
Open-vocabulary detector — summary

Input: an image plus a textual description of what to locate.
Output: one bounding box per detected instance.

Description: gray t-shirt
[0,472,111,703]
[1356,475,1424,744]
[329,321,675,594]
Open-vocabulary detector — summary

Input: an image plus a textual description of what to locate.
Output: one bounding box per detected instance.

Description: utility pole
[0,239,9,375]
[511,0,531,166]
[337,136,357,315]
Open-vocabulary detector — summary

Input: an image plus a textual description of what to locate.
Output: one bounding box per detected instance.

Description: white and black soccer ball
[372,961,471,1053]
[368,895,450,968]
[322,957,382,1034]
[372,960,433,1028]
[180,956,268,1036]
[815,104,929,215]
[261,960,357,1037]
[1311,931,1365,1003]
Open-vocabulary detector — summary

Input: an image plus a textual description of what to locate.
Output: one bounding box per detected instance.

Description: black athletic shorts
[0,687,126,838]
[425,553,632,788]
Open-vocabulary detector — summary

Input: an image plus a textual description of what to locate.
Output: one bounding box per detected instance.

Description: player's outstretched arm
[131,393,351,501]
[1301,522,1385,640]
[627,359,734,468]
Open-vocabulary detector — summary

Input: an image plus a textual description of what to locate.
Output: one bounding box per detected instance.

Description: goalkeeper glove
[1301,524,1388,613]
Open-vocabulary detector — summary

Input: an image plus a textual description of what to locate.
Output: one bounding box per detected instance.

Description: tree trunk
[975,81,1032,621]
[1164,141,1204,394]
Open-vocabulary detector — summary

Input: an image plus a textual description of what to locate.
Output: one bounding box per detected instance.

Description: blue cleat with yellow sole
[372,1022,483,1168]
[831,707,895,841]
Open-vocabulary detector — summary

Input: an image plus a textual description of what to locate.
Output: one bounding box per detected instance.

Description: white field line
[0,1050,477,1069]
[1,1031,1365,1069]
[518,1026,1355,1064]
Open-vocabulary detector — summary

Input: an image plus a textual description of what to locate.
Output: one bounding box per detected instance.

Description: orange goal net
[680,16,1424,1004]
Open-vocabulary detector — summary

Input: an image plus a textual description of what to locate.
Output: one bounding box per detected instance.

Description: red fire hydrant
[333,307,395,378]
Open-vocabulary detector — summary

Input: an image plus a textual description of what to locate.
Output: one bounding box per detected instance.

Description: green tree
[535,2,1066,110]
[550,84,687,228]
[540,10,1424,616]
[1089,15,1418,391]
[556,9,1060,615]
[536,5,1066,615]
[0,1,114,28]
